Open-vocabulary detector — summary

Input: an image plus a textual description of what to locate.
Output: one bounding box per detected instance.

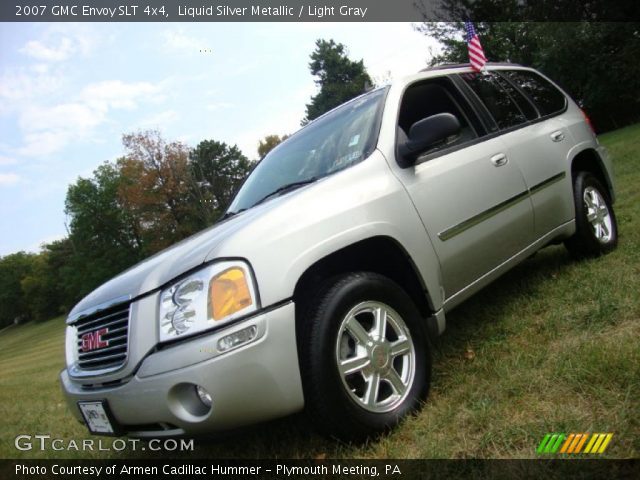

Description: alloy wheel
[335,301,416,413]
[583,186,613,244]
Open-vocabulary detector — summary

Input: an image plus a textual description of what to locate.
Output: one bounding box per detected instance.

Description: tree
[302,39,373,124]
[41,238,78,312]
[118,130,200,251]
[189,140,252,223]
[417,22,544,66]
[0,252,36,326]
[66,162,142,256]
[20,253,59,321]
[65,161,144,300]
[257,134,289,158]
[64,131,253,293]
[417,21,640,132]
[0,240,89,325]
[415,0,637,23]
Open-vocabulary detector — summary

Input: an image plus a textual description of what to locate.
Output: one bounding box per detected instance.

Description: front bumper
[60,302,304,437]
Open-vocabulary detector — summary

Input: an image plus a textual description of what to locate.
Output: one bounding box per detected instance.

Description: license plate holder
[77,400,121,436]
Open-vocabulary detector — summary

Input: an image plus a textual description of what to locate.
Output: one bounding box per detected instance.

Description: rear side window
[502,70,567,116]
[459,73,527,131]
[492,75,538,120]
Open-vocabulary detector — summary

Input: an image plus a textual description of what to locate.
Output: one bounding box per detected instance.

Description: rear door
[472,70,575,237]
[498,70,575,236]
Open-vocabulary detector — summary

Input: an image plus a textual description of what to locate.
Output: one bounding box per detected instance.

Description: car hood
[68,203,276,321]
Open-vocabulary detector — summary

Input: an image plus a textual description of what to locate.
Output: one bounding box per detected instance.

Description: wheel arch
[570,148,615,203]
[293,236,437,343]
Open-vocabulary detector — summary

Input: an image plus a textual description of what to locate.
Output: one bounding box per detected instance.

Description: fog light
[195,385,212,408]
[217,325,258,352]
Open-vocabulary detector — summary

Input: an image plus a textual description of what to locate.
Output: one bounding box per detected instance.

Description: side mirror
[398,113,461,166]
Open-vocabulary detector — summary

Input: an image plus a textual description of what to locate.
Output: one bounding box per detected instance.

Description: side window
[502,70,567,116]
[397,77,484,156]
[459,72,527,130]
[493,75,538,120]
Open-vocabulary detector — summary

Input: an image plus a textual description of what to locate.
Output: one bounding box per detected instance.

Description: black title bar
[2,0,640,22]
[2,459,639,480]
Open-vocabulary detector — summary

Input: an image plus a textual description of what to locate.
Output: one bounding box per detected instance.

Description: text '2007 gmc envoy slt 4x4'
[61,64,618,442]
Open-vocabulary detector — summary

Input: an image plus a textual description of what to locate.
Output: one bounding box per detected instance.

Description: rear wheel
[299,272,430,442]
[565,172,618,258]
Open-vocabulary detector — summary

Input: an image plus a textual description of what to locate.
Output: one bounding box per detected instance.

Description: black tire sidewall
[302,272,430,440]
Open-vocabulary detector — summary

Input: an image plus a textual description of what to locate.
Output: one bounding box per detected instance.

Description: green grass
[1,124,639,459]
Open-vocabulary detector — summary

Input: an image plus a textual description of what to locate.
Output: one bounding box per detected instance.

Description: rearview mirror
[398,113,461,167]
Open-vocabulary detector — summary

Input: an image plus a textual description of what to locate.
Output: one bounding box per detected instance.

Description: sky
[0,22,440,256]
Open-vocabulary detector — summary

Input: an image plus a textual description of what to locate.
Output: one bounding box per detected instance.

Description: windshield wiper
[219,208,246,222]
[251,177,319,208]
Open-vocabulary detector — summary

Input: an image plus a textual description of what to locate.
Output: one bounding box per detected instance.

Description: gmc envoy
[61,64,618,441]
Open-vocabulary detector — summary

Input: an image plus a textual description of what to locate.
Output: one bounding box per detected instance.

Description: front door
[403,137,533,298]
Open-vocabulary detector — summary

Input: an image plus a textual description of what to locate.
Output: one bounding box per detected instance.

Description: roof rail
[419,62,523,72]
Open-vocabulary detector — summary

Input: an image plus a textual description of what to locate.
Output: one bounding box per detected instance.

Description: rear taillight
[581,109,596,135]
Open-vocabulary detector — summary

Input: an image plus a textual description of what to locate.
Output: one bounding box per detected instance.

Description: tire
[299,272,431,442]
[565,172,618,258]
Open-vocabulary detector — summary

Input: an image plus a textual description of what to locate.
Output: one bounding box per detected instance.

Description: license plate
[78,401,116,435]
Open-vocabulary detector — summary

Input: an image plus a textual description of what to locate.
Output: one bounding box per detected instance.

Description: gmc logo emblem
[81,328,109,352]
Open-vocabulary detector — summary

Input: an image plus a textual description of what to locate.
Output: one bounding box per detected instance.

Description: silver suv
[61,64,617,441]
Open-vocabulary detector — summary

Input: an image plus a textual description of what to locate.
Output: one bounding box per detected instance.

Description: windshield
[227,87,388,214]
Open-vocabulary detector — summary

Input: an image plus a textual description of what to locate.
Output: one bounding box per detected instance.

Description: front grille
[74,302,130,371]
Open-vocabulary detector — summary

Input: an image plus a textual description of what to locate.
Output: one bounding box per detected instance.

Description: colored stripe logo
[537,433,613,454]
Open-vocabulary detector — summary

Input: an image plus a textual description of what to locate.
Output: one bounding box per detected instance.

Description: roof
[419,62,524,72]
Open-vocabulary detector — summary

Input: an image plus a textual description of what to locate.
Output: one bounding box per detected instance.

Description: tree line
[2,23,638,326]
[0,133,254,325]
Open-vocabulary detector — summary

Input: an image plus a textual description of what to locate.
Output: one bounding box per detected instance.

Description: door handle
[550,130,565,142]
[490,153,508,167]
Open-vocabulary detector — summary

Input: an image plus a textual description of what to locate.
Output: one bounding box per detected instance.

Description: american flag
[465,21,487,72]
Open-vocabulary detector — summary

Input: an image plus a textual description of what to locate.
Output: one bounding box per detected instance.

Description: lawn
[1,124,638,459]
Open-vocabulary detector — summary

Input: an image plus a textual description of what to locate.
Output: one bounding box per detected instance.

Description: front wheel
[565,172,618,258]
[299,272,431,442]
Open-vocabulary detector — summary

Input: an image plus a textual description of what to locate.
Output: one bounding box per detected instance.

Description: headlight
[159,261,258,342]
